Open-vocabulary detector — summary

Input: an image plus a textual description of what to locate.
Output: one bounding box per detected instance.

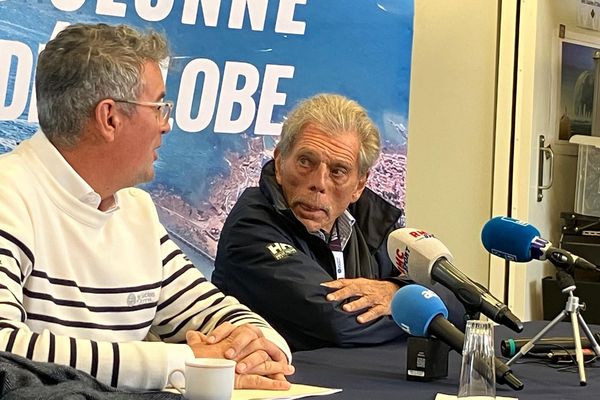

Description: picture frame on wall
[558,29,600,141]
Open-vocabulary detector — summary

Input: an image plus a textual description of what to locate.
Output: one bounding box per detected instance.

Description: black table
[290,321,600,399]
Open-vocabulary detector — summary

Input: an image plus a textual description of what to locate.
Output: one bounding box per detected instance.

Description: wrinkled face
[117,61,171,187]
[275,123,367,233]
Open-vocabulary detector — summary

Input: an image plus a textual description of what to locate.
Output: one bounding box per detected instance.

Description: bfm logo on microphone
[409,230,432,238]
[408,229,436,243]
[394,247,410,276]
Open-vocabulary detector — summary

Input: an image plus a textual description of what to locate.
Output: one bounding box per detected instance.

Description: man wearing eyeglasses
[0,23,293,392]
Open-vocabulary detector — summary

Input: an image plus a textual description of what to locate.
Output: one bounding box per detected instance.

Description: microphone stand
[505,269,600,386]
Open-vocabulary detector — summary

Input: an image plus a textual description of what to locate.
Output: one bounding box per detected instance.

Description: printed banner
[0,0,413,273]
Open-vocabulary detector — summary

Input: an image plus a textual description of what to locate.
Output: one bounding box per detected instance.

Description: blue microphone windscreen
[481,216,540,262]
[391,284,448,337]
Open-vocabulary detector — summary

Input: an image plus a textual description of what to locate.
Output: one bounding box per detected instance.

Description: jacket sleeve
[213,207,405,351]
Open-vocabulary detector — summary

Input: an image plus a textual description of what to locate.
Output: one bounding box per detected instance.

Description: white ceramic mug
[168,358,236,400]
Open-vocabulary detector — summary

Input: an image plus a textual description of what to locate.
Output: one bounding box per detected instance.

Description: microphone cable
[497,346,599,374]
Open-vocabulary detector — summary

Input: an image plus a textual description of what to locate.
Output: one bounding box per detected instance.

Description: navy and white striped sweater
[0,131,290,390]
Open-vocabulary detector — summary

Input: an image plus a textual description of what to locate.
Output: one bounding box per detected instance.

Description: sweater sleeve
[0,170,290,391]
[0,203,188,390]
[148,227,291,362]
[0,218,290,390]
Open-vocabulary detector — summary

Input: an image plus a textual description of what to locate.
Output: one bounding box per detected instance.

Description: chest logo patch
[266,242,297,260]
[127,291,156,307]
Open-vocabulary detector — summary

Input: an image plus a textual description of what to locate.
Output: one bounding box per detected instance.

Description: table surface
[289,321,600,400]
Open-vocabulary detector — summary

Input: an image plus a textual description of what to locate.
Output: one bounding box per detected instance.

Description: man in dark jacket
[213,94,463,351]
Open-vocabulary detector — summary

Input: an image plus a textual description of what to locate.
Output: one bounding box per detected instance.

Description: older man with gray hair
[213,93,412,351]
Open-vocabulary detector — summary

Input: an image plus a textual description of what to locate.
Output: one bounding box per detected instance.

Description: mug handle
[167,368,186,395]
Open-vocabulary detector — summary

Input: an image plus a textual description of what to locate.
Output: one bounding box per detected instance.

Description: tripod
[505,270,600,386]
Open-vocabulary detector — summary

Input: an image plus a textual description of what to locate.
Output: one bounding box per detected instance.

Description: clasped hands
[186,322,294,390]
[321,278,400,323]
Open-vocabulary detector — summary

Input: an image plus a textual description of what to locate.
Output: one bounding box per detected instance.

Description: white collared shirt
[312,210,356,250]
[29,131,120,212]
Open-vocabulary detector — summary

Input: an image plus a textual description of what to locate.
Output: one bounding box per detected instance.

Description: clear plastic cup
[457,320,496,399]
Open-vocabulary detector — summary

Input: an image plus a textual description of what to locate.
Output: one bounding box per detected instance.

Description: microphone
[387,228,523,332]
[391,284,524,391]
[481,216,600,273]
[500,335,599,357]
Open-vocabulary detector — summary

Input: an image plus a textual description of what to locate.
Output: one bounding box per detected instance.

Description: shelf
[569,134,600,148]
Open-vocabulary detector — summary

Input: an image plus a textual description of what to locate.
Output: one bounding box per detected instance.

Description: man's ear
[274,147,283,185]
[94,99,120,143]
[351,172,369,203]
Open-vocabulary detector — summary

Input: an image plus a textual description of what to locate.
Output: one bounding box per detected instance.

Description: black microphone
[387,228,524,332]
[500,335,600,357]
[481,216,600,273]
[391,284,524,391]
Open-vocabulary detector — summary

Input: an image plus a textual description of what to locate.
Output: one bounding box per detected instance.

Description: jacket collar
[259,159,288,211]
[258,159,404,251]
[29,131,120,212]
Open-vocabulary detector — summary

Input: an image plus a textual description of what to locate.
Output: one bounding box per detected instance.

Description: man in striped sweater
[0,23,293,391]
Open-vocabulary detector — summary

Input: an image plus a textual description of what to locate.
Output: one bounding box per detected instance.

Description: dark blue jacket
[213,160,464,351]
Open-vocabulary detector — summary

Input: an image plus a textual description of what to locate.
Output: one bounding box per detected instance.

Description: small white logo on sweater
[127,291,156,306]
[266,242,297,260]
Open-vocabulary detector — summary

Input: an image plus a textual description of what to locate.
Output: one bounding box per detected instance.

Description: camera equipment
[505,269,600,386]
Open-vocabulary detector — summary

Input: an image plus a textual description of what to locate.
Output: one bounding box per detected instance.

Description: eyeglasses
[114,99,174,123]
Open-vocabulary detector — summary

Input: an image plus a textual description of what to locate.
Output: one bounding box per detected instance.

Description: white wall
[406,1,499,287]
[407,0,593,320]
[508,0,598,320]
[507,0,562,320]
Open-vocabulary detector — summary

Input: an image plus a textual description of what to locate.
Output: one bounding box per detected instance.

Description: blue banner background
[0,0,413,274]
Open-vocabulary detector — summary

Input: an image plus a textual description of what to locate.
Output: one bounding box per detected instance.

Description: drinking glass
[457,320,496,399]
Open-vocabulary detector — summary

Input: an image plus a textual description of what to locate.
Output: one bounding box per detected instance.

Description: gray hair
[36,23,169,148]
[277,93,381,176]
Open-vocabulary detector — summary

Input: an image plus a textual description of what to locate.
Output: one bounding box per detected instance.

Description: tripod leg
[577,313,600,357]
[507,310,567,366]
[570,311,587,386]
